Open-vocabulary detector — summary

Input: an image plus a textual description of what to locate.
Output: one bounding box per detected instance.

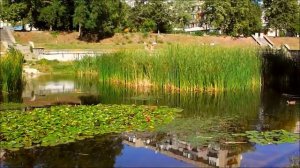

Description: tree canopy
[0,0,298,40]
[263,0,300,36]
[202,0,262,36]
[128,0,174,33]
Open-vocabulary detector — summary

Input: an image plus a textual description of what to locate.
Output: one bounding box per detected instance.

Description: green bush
[194,31,204,36]
[142,19,157,32]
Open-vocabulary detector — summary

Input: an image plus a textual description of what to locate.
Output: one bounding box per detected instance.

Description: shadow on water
[1,134,123,168]
[262,48,300,95]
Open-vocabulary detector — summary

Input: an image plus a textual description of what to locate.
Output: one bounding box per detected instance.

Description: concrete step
[0,28,15,45]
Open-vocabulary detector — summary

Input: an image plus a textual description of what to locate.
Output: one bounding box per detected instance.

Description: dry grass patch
[14,31,258,51]
[268,37,300,50]
[1,42,7,52]
[159,34,256,47]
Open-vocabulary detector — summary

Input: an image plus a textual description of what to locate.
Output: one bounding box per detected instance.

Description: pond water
[0,74,299,167]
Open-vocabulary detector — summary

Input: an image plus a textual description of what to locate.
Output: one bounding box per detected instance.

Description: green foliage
[142,19,157,32]
[264,0,300,36]
[0,48,24,93]
[207,30,220,36]
[129,0,174,33]
[32,59,74,74]
[1,2,28,26]
[203,0,262,36]
[0,103,24,111]
[234,130,299,145]
[38,0,66,30]
[0,104,180,150]
[159,116,248,147]
[73,0,89,35]
[75,45,261,91]
[171,0,192,29]
[194,31,204,36]
[73,0,127,41]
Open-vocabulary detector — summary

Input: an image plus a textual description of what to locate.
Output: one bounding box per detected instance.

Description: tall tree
[73,0,89,36]
[129,0,174,33]
[264,0,300,36]
[202,0,262,36]
[170,0,192,30]
[74,0,126,41]
[1,2,28,27]
[38,0,67,31]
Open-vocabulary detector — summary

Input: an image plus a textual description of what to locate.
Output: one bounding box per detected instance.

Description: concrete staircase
[252,33,273,48]
[0,27,36,59]
[0,27,16,46]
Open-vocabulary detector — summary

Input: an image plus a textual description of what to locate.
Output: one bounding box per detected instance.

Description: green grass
[28,59,75,74]
[41,43,146,51]
[75,45,261,92]
[0,48,24,93]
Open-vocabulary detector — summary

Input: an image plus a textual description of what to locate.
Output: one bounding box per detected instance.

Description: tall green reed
[0,48,24,93]
[75,45,261,92]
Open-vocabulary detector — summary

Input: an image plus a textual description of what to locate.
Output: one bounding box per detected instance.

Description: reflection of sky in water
[115,144,194,168]
[38,81,75,93]
[241,142,300,167]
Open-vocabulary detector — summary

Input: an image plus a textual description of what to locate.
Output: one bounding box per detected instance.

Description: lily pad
[0,104,180,150]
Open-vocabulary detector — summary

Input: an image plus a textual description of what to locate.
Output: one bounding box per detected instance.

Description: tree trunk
[79,24,82,37]
[22,20,25,31]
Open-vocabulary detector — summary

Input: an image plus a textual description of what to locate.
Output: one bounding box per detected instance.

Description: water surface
[0,74,299,167]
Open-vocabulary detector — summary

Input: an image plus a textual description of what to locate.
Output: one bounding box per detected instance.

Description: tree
[202,0,231,33]
[171,0,192,30]
[1,2,28,27]
[38,0,67,31]
[73,0,89,36]
[129,0,174,33]
[74,0,126,41]
[142,19,156,32]
[202,0,262,36]
[292,10,300,36]
[228,0,262,36]
[264,0,300,36]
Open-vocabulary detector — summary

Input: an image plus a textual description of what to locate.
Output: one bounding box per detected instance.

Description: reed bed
[0,48,24,93]
[75,45,261,92]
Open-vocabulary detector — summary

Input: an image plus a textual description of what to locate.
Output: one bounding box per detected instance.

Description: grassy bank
[14,31,256,51]
[75,45,261,92]
[0,48,24,93]
[27,59,75,74]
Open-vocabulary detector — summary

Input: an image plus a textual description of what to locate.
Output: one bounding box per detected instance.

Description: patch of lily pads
[234,130,299,145]
[0,104,181,151]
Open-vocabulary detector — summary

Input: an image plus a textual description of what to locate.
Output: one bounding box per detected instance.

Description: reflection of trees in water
[79,95,101,105]
[257,88,299,132]
[2,134,123,167]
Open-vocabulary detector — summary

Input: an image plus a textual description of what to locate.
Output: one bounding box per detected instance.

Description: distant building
[183,0,209,32]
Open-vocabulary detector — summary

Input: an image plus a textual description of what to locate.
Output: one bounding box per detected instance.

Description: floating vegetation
[75,45,261,92]
[0,102,24,111]
[158,115,299,147]
[0,104,181,151]
[158,116,247,147]
[234,130,299,145]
